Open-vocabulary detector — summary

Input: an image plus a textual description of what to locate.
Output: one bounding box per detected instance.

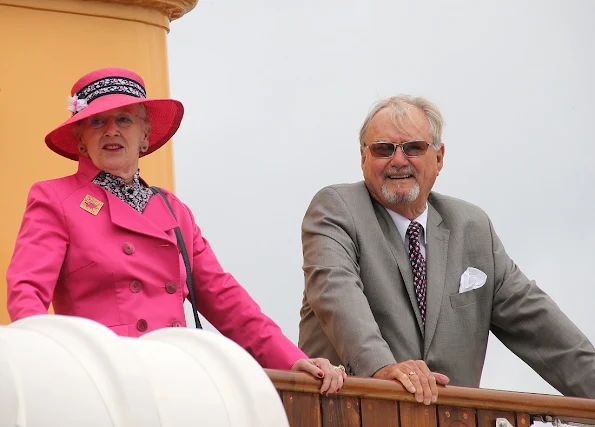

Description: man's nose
[388,145,410,166]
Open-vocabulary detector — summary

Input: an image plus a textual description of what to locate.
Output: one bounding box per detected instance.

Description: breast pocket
[450,287,483,308]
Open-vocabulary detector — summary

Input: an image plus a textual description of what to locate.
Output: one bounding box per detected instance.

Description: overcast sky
[166,0,595,400]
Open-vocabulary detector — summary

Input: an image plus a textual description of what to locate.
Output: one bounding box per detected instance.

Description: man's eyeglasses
[366,140,431,159]
[83,113,143,129]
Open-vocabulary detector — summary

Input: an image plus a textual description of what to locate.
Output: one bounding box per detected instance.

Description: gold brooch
[80,195,104,215]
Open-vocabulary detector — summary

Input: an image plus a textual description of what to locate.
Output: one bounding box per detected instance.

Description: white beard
[381,182,420,204]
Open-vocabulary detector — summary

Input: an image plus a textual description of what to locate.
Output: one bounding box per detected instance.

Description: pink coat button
[172,320,183,327]
[136,319,148,332]
[129,280,142,293]
[165,282,177,294]
[123,242,135,255]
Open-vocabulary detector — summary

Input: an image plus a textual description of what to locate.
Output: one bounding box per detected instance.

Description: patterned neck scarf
[92,170,153,213]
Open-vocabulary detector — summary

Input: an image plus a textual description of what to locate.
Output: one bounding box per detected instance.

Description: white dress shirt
[384,205,428,259]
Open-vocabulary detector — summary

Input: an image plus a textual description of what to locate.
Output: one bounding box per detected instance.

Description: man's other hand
[373,360,450,405]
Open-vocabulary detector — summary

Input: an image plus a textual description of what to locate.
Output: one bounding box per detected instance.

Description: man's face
[361,106,444,218]
[78,105,148,178]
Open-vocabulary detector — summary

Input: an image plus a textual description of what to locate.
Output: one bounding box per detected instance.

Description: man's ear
[360,147,367,170]
[436,143,445,174]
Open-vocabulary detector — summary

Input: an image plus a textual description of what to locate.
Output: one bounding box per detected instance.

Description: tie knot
[407,221,423,241]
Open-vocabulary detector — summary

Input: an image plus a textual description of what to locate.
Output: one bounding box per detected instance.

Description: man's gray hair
[359,95,444,150]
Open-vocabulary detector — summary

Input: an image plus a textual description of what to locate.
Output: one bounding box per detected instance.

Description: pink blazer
[6,157,306,369]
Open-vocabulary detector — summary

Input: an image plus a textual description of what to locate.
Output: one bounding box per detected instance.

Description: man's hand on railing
[291,357,347,396]
[372,360,450,406]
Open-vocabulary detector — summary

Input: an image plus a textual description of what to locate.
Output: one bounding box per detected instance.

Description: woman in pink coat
[6,67,345,394]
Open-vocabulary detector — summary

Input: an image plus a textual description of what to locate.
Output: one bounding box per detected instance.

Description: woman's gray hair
[137,103,151,135]
[359,95,444,150]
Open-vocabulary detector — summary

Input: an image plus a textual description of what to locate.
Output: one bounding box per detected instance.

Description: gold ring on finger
[334,364,346,374]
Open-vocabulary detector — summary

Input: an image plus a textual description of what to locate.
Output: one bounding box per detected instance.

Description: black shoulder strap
[150,186,202,329]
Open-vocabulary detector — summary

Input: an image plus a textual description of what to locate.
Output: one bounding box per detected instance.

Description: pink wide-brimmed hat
[45,67,184,160]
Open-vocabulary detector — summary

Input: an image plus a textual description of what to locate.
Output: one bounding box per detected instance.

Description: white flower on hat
[67,95,88,114]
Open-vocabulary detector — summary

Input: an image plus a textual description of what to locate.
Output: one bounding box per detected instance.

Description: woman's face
[78,104,149,182]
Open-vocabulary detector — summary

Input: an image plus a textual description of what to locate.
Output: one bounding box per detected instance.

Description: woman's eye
[88,118,104,128]
[116,116,134,125]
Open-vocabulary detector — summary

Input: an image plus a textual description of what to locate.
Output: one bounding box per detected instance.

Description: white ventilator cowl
[0,315,290,427]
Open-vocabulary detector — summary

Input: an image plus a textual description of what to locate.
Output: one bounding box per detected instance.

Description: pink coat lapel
[106,192,177,244]
[77,157,178,244]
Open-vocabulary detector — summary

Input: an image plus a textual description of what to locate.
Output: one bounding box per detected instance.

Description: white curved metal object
[0,315,289,427]
[496,418,514,427]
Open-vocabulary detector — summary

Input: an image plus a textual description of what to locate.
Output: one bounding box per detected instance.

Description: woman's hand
[291,358,347,395]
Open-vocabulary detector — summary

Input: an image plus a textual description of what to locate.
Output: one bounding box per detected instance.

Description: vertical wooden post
[282,391,322,427]
[361,398,399,426]
[400,402,438,427]
[322,396,361,427]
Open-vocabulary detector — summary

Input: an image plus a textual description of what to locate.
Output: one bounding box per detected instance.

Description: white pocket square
[459,267,487,293]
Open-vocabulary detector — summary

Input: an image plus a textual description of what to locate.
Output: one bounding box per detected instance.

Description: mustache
[383,166,417,179]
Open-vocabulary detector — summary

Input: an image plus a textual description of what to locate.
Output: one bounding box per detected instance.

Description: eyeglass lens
[86,114,136,129]
[369,141,429,158]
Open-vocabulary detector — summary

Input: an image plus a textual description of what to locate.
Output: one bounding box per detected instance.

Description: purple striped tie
[407,221,427,325]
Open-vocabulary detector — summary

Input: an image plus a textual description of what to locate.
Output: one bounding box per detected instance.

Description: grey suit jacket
[298,182,595,398]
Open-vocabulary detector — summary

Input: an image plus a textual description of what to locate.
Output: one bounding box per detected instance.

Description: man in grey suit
[298,95,595,405]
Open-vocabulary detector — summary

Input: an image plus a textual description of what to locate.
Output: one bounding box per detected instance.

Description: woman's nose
[103,117,120,136]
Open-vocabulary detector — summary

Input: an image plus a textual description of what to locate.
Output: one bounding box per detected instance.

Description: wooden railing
[266,369,595,427]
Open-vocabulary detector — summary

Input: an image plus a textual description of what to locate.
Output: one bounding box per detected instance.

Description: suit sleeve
[301,187,396,376]
[181,205,306,369]
[6,183,69,320]
[489,219,595,398]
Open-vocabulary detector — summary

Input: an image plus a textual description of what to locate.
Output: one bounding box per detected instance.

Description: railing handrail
[266,369,595,422]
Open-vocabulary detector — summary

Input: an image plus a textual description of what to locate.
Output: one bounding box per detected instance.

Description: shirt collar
[385,205,429,244]
[77,156,149,187]
[95,169,142,187]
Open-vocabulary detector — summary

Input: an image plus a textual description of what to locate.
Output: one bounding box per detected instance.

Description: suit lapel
[423,203,450,358]
[373,201,425,336]
[107,190,178,244]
